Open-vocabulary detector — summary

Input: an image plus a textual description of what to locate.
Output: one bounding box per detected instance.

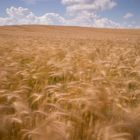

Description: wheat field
[0,25,140,140]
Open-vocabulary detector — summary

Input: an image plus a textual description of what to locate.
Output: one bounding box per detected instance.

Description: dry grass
[0,25,140,140]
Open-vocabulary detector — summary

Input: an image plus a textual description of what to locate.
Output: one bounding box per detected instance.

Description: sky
[0,0,140,28]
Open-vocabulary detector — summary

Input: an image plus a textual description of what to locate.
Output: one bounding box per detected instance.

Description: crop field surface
[0,25,140,140]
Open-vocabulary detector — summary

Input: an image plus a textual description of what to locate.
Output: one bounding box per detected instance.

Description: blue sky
[0,0,140,28]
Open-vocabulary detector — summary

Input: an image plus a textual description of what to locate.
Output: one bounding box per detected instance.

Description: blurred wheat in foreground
[0,25,140,140]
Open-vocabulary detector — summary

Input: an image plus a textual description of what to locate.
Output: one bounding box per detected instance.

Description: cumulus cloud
[124,12,134,19]
[64,11,120,28]
[61,0,117,14]
[0,0,122,28]
[1,1,136,28]
[0,6,121,28]
[60,0,119,28]
[59,0,120,27]
[0,7,66,26]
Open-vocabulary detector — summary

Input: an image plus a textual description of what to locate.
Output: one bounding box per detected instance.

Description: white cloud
[0,6,120,28]
[1,0,120,28]
[39,13,66,25]
[60,0,119,28]
[1,6,138,28]
[0,7,36,25]
[64,11,120,28]
[14,1,138,28]
[0,7,65,26]
[61,0,117,14]
[124,12,134,19]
